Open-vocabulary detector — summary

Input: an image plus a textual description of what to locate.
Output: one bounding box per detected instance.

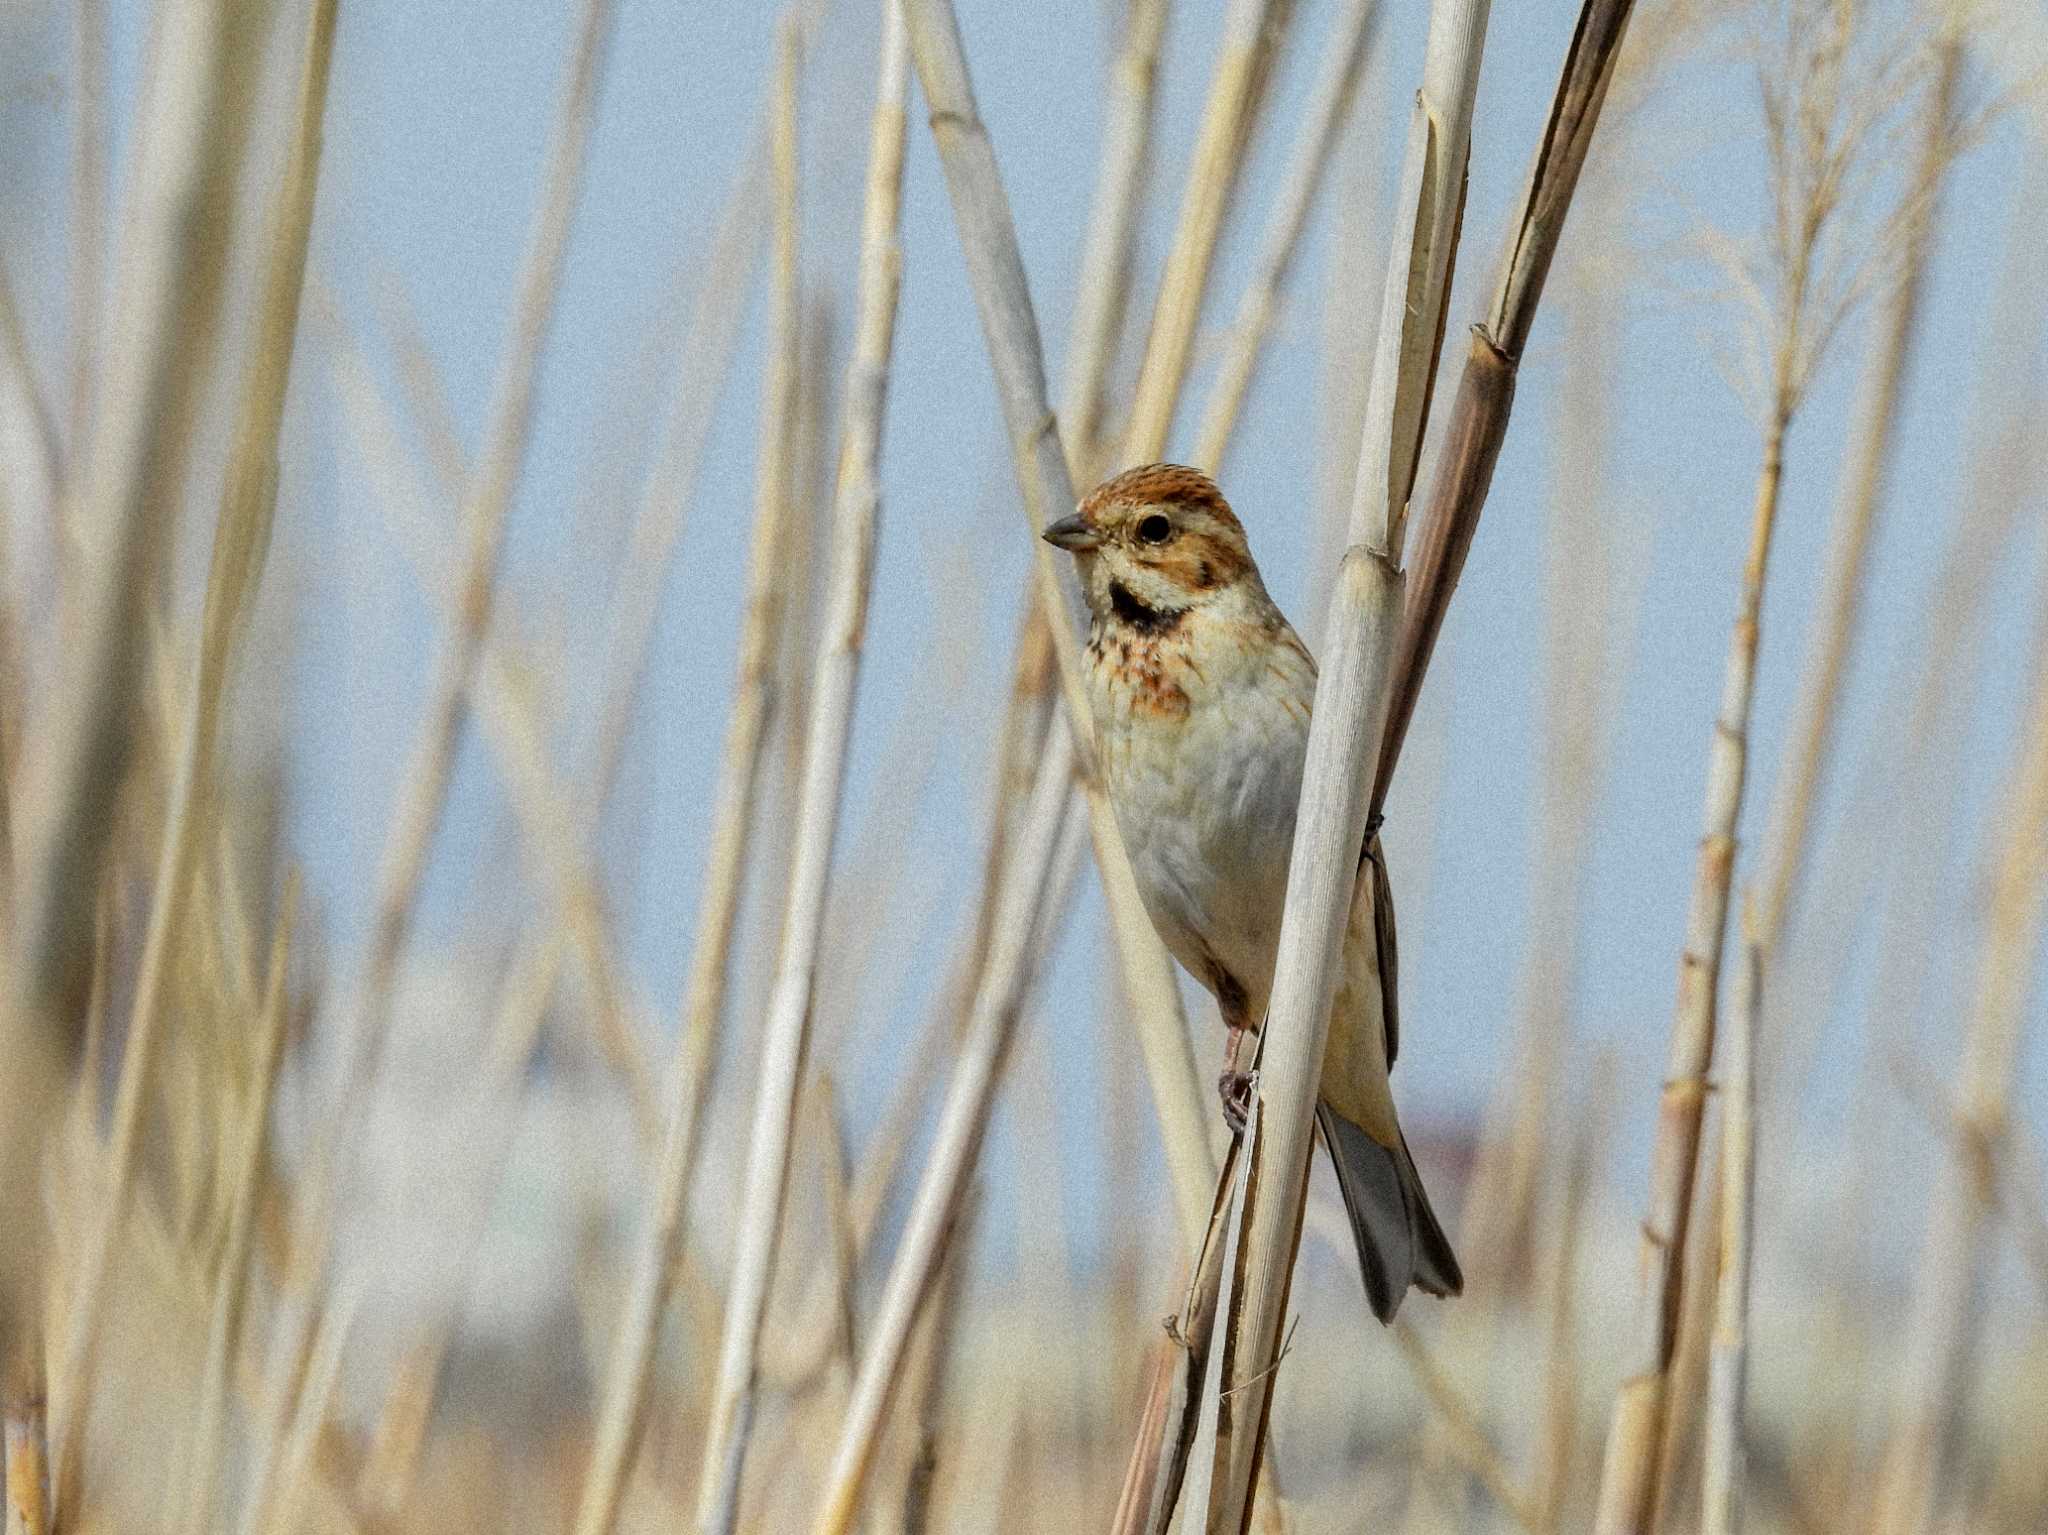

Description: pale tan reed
[1192,3,1491,1527]
[1701,896,1761,1535]
[588,8,905,1531]
[1192,0,1382,476]
[689,22,814,1534]
[46,0,335,1510]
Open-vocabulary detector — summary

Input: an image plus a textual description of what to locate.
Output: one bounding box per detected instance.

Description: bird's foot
[1218,1068,1253,1134]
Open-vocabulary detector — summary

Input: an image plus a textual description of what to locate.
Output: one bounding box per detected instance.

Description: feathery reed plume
[1867,553,2048,1535]
[1749,18,1965,961]
[602,10,901,1532]
[46,1,335,1510]
[685,20,814,1532]
[1192,0,1381,476]
[1594,5,1932,1526]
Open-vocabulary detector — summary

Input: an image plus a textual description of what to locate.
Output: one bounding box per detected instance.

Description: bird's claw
[1218,1069,1253,1134]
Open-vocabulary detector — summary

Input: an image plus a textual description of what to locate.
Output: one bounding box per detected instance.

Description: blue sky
[3,0,2044,1291]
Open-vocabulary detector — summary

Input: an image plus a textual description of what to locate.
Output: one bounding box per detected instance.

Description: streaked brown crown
[1080,463,1243,535]
[1076,463,1256,595]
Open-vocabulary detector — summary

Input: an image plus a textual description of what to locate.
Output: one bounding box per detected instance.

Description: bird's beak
[1041,514,1101,552]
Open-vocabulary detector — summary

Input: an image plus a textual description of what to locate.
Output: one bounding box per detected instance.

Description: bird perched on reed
[1043,462,1459,1322]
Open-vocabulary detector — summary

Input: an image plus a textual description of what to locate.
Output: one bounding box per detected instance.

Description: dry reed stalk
[683,21,818,1533]
[177,874,299,1535]
[243,1286,359,1535]
[65,0,108,482]
[1750,25,1962,959]
[1059,0,1171,475]
[1648,1146,1724,1535]
[354,414,659,1138]
[592,14,900,1534]
[10,0,273,1047]
[1596,5,1911,1522]
[1174,1096,1260,1534]
[584,138,768,803]
[1120,0,1292,465]
[0,279,60,527]
[968,603,1060,969]
[45,1,336,1508]
[327,323,665,1137]
[1373,0,1639,816]
[1388,1323,1538,1530]
[1451,270,1622,1309]
[1867,569,2048,1535]
[1191,0,1381,476]
[890,1186,976,1535]
[1398,277,1624,1535]
[309,0,617,1205]
[1112,1108,1249,1529]
[900,0,1218,1248]
[3,1391,48,1535]
[1701,898,1761,1535]
[1180,5,1490,1528]
[807,728,1087,1535]
[1533,1055,1615,1535]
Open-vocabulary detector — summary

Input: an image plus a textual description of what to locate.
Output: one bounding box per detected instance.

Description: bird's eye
[1136,513,1173,545]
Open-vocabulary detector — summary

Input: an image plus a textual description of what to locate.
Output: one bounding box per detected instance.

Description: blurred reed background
[0,0,2043,1530]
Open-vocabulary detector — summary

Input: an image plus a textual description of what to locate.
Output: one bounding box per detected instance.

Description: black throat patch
[1108,579,1187,634]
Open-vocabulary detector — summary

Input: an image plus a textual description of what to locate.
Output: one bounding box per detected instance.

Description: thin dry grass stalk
[178,873,299,1535]
[809,726,1085,1535]
[11,0,269,1044]
[900,0,1217,1247]
[1059,0,1171,476]
[310,0,618,1206]
[1701,898,1762,1535]
[688,22,813,1533]
[64,0,108,482]
[46,0,337,1509]
[1374,0,1641,814]
[1750,24,1963,958]
[4,1391,48,1535]
[1121,0,1293,464]
[1110,1139,1241,1535]
[585,130,769,802]
[1867,567,2048,1535]
[1179,4,1492,1528]
[1192,0,1382,476]
[1595,6,1906,1524]
[591,11,901,1533]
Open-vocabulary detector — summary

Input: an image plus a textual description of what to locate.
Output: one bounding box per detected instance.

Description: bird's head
[1041,463,1261,630]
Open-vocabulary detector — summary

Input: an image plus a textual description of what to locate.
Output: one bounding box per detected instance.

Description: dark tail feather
[1317,1102,1463,1324]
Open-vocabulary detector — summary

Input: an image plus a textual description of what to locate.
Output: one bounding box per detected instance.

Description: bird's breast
[1087,615,1315,1019]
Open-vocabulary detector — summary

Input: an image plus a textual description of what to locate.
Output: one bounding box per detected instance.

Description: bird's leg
[1218,1021,1254,1134]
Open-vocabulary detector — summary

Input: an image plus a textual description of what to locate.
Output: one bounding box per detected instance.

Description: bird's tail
[1316,1101,1462,1324]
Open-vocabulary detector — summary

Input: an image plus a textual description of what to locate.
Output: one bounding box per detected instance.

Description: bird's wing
[1319,854,1402,1148]
[1365,830,1397,1067]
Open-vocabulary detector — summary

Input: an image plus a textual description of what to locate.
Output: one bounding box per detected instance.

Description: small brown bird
[1044,463,1459,1322]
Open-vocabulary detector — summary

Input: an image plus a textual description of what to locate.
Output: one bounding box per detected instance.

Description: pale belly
[1099,678,1310,1028]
